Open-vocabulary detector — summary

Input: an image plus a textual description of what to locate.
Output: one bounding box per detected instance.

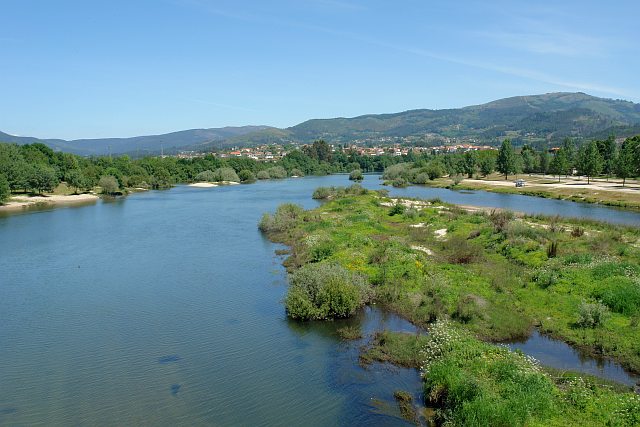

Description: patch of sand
[0,193,99,211]
[189,182,218,188]
[434,229,447,239]
[411,245,433,255]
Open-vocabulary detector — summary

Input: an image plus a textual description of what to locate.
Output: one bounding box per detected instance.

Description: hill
[2,92,639,155]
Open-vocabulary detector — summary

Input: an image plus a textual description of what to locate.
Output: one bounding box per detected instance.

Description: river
[0,175,638,426]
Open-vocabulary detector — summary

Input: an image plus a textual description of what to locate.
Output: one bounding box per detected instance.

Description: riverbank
[419,174,640,210]
[0,193,99,212]
[261,186,640,425]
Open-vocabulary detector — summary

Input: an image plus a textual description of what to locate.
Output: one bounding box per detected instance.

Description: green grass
[261,187,640,425]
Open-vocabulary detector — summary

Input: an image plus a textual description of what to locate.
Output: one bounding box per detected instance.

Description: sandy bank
[189,182,218,188]
[0,193,99,212]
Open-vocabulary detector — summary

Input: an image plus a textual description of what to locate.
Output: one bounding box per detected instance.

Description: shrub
[267,166,287,179]
[425,161,445,180]
[451,174,464,186]
[99,175,120,195]
[571,226,585,237]
[392,177,407,187]
[290,168,304,177]
[195,170,216,182]
[285,263,371,320]
[346,183,368,195]
[349,169,364,181]
[382,163,412,180]
[412,172,430,184]
[312,186,333,199]
[577,301,609,328]
[389,202,405,216]
[213,167,239,182]
[258,203,304,233]
[256,170,270,180]
[446,236,481,264]
[489,210,514,233]
[546,240,558,258]
[592,277,640,315]
[238,169,256,183]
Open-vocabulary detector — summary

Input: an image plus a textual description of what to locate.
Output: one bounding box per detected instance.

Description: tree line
[0,140,409,204]
[494,135,640,185]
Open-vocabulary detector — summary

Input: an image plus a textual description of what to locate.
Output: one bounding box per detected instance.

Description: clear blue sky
[1,0,638,140]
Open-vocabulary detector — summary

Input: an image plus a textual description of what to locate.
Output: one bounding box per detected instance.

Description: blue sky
[1,0,638,139]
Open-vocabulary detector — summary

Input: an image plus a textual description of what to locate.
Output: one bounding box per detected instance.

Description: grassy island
[260,185,640,426]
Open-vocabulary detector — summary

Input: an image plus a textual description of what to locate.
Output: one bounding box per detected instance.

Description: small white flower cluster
[303,234,321,247]
[420,320,460,376]
[613,393,640,424]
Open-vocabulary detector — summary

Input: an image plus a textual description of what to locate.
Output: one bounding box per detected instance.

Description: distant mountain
[2,92,639,155]
[0,126,273,156]
[285,92,640,144]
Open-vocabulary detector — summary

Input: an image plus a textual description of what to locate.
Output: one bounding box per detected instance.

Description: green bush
[256,170,270,180]
[238,169,256,183]
[577,301,609,328]
[213,167,239,182]
[382,163,412,180]
[258,203,304,233]
[290,168,304,177]
[267,166,287,179]
[285,263,371,320]
[99,175,120,195]
[389,202,405,216]
[312,186,333,199]
[349,169,364,181]
[592,277,640,315]
[392,177,408,187]
[195,170,216,182]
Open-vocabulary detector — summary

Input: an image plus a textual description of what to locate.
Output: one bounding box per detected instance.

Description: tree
[561,138,577,174]
[195,170,216,182]
[496,139,516,180]
[65,169,87,194]
[27,164,59,194]
[0,173,10,204]
[349,169,363,181]
[597,136,617,181]
[616,139,637,186]
[238,170,256,183]
[549,149,569,182]
[303,140,332,162]
[463,151,477,178]
[577,141,603,184]
[99,175,120,195]
[520,145,537,174]
[538,151,550,176]
[477,151,496,177]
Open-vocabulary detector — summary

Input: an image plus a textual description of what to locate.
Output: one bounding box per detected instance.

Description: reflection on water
[507,330,640,386]
[1,175,638,426]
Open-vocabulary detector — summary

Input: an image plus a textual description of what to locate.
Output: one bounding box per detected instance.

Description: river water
[1,175,638,425]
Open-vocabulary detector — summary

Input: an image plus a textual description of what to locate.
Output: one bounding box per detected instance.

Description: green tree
[27,164,59,194]
[616,139,637,186]
[496,139,516,180]
[597,136,617,181]
[65,169,87,194]
[550,149,569,182]
[463,151,477,178]
[99,175,120,195]
[477,151,496,177]
[349,169,363,181]
[0,173,10,204]
[538,150,550,176]
[578,140,603,184]
[195,170,216,182]
[520,145,537,174]
[238,169,256,183]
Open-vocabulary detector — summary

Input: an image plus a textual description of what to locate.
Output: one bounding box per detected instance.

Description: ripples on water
[1,175,638,426]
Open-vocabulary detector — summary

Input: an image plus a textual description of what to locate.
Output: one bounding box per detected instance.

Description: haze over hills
[2,92,640,156]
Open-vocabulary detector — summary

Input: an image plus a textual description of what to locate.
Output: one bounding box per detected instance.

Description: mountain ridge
[2,92,639,156]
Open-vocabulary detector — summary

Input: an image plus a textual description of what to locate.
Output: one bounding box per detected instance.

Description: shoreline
[0,193,100,212]
[414,175,640,211]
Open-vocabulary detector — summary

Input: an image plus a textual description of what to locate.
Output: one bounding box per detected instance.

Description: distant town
[175,142,496,161]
